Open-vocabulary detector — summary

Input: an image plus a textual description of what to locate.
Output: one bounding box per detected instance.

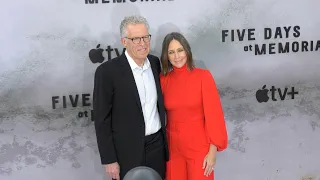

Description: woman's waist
[166,117,205,131]
[167,113,205,123]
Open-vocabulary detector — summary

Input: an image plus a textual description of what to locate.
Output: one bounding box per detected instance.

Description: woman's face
[167,39,187,68]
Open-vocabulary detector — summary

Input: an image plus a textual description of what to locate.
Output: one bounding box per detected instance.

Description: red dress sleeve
[201,70,228,152]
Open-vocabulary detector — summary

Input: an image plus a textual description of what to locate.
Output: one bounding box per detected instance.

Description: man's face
[121,24,151,62]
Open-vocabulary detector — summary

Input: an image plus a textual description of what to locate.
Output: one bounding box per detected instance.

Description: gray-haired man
[93,15,169,180]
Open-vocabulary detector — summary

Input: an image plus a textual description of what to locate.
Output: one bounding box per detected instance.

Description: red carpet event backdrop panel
[1,0,320,179]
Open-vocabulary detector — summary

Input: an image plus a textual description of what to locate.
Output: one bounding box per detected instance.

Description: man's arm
[93,63,117,164]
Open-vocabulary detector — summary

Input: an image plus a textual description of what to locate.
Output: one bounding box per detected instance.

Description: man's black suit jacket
[93,53,169,171]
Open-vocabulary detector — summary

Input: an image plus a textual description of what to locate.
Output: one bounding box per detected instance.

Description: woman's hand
[202,144,217,177]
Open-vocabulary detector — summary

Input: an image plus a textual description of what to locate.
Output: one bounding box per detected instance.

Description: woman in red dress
[159,32,228,180]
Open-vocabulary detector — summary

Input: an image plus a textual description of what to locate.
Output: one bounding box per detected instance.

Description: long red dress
[160,64,228,180]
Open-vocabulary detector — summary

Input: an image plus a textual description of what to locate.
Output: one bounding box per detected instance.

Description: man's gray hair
[120,15,150,38]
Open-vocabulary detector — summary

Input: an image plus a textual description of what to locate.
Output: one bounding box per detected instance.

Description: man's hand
[104,162,120,180]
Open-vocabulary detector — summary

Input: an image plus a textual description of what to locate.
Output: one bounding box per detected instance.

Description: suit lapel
[149,56,166,127]
[118,53,164,125]
[118,54,143,116]
[149,57,162,97]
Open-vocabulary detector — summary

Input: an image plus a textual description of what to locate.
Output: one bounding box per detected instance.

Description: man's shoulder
[94,56,123,77]
[96,56,121,70]
[147,54,160,61]
[147,54,161,69]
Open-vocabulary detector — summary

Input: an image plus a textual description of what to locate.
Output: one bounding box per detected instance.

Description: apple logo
[89,44,105,63]
[256,85,269,103]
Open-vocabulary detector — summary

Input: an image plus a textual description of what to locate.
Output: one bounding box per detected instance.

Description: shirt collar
[125,50,150,71]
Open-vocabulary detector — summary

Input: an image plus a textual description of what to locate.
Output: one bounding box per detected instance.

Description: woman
[159,32,228,180]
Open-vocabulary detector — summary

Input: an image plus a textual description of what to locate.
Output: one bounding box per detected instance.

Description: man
[93,15,169,180]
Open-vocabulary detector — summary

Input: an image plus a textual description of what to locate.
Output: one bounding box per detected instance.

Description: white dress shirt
[125,51,161,136]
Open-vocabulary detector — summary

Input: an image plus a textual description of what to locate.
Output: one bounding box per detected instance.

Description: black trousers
[118,130,166,180]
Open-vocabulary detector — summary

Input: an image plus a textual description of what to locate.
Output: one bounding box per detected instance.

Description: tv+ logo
[89,44,126,64]
[256,85,299,103]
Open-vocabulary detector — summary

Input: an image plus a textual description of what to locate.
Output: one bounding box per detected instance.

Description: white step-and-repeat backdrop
[1,0,320,179]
